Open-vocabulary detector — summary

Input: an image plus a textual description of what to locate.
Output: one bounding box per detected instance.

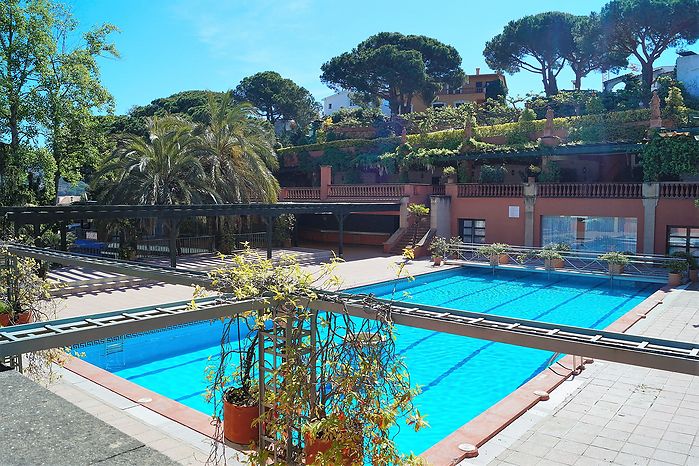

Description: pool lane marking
[417,278,621,393]
[421,341,496,393]
[518,282,656,386]
[587,281,655,329]
[117,353,214,381]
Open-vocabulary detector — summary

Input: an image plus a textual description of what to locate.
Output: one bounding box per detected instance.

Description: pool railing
[446,243,687,283]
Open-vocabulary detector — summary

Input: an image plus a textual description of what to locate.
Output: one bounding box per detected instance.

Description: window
[328,103,332,109]
[432,102,446,109]
[541,216,638,252]
[459,219,486,244]
[667,226,699,259]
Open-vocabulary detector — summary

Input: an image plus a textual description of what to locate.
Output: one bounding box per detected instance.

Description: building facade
[412,69,507,112]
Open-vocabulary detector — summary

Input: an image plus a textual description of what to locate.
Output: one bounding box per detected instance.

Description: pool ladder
[546,352,585,376]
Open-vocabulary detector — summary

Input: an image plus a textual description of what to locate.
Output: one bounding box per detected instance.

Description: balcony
[538,183,642,198]
[279,184,435,203]
[659,182,699,198]
[457,184,523,197]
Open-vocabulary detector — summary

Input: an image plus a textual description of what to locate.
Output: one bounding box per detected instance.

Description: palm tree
[198,93,280,203]
[94,116,217,205]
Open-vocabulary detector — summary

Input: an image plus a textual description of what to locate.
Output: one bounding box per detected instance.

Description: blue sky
[71,0,689,114]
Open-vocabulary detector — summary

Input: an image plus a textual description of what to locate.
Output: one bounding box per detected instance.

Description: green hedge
[279,109,654,171]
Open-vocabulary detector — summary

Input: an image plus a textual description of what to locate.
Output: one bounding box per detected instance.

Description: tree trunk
[573,72,583,92]
[544,68,559,96]
[641,61,654,92]
[389,99,400,116]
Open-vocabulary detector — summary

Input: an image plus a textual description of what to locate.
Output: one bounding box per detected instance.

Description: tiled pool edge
[62,281,670,465]
[64,357,216,439]
[421,286,669,465]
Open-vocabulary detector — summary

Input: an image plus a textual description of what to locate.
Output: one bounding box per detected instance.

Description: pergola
[0,202,401,266]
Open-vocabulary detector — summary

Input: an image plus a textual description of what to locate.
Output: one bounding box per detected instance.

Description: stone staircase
[389,223,431,254]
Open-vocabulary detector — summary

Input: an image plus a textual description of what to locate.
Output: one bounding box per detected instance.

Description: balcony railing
[458,184,523,197]
[538,183,642,198]
[328,184,405,198]
[432,185,446,195]
[659,182,699,199]
[282,187,321,200]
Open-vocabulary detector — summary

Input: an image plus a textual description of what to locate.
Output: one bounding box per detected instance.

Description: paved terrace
[466,283,699,466]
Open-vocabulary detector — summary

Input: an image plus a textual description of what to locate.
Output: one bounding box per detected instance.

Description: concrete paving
[461,284,699,466]
[0,367,178,466]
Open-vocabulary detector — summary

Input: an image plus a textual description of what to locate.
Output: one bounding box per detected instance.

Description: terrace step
[389,224,431,254]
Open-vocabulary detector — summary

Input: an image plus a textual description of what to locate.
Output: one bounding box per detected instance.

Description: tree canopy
[601,0,699,90]
[321,32,465,115]
[0,0,116,205]
[484,12,577,96]
[564,13,628,90]
[130,90,226,125]
[233,71,319,129]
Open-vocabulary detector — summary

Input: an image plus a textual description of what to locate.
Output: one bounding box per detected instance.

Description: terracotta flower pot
[544,258,564,270]
[498,254,509,265]
[608,263,624,275]
[304,433,357,466]
[433,256,442,266]
[690,269,698,282]
[0,311,32,327]
[668,272,682,287]
[223,400,258,445]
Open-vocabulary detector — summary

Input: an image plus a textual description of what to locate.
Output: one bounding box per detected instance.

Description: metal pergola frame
[1,245,698,376]
[0,202,401,265]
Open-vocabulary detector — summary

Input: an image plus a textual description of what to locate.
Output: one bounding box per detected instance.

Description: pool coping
[62,273,670,464]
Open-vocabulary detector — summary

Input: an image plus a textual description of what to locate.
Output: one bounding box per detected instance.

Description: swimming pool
[77,267,659,455]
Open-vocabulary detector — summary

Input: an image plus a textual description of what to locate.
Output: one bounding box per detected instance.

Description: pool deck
[466,282,699,466]
[19,248,699,465]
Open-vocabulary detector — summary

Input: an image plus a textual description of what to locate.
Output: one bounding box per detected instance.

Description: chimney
[475,67,480,75]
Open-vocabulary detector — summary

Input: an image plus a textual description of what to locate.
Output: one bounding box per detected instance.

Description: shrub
[641,133,699,181]
[599,251,629,265]
[479,164,507,183]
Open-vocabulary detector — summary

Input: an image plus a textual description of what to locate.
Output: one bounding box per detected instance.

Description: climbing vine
[641,134,699,181]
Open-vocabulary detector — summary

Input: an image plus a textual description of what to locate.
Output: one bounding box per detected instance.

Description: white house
[321,90,391,117]
[602,51,699,98]
[677,51,699,99]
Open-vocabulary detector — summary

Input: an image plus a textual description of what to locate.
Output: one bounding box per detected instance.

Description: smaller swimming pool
[77,267,659,455]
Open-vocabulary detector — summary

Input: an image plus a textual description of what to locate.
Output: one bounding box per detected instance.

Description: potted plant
[0,252,53,327]
[210,326,261,445]
[539,243,569,269]
[667,258,687,287]
[442,166,457,184]
[203,246,428,466]
[599,251,629,275]
[526,164,541,183]
[428,237,449,266]
[479,243,510,265]
[539,249,564,270]
[274,213,296,248]
[672,251,697,282]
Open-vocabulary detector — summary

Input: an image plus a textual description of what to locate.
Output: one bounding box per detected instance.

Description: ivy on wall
[641,134,699,181]
[279,108,656,174]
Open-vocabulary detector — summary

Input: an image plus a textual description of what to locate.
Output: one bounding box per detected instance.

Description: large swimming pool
[78,267,659,455]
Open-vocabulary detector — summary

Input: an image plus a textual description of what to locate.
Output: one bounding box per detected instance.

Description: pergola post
[168,220,178,268]
[60,222,67,251]
[266,216,273,260]
[336,212,348,259]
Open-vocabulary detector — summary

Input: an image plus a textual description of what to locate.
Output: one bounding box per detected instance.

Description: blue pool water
[78,268,659,455]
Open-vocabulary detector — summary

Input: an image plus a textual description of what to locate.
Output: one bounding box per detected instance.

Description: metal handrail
[446,242,686,281]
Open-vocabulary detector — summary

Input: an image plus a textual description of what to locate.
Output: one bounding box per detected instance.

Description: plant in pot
[598,251,629,275]
[204,247,428,466]
[274,213,296,248]
[539,243,569,269]
[672,251,698,282]
[479,243,510,266]
[539,248,564,270]
[204,317,261,446]
[428,237,449,266]
[0,248,64,381]
[666,258,687,287]
[526,164,541,183]
[442,166,457,184]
